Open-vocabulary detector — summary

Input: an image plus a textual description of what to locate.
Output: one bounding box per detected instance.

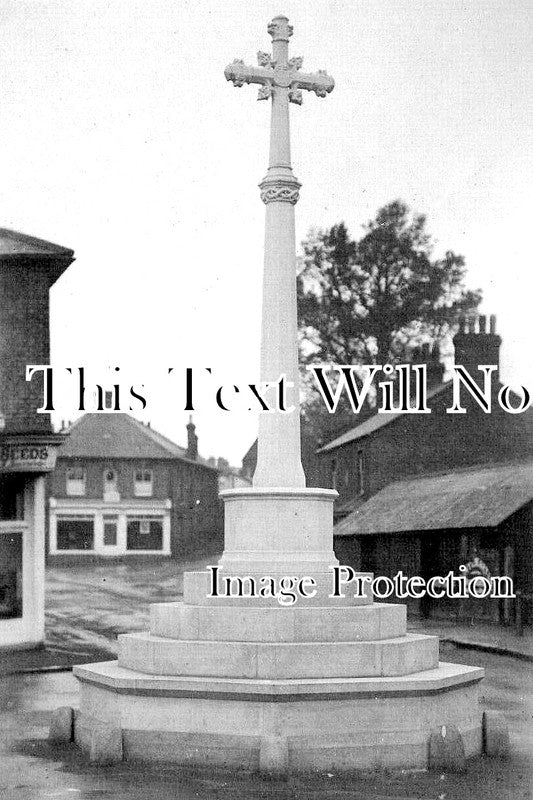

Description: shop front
[0,435,63,648]
[0,225,74,649]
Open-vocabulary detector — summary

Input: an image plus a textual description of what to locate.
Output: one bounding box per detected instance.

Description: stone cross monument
[225,14,333,489]
[72,16,485,774]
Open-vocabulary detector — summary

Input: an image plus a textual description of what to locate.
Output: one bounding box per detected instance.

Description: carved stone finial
[288,88,302,105]
[257,85,273,101]
[312,70,334,97]
[224,17,334,109]
[267,15,293,42]
[224,59,248,87]
[257,51,273,68]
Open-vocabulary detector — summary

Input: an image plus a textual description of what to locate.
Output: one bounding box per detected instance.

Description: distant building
[214,457,252,492]
[0,228,74,648]
[317,316,533,625]
[48,414,223,561]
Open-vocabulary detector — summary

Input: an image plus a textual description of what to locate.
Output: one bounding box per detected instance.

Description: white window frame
[102,515,118,546]
[134,469,153,497]
[66,467,86,497]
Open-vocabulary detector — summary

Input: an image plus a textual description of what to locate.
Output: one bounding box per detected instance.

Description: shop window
[126,517,163,550]
[134,469,153,497]
[56,517,94,550]
[0,475,24,520]
[66,467,86,497]
[103,515,118,546]
[0,532,23,618]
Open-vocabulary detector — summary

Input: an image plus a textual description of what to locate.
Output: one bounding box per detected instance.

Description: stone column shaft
[223,16,334,491]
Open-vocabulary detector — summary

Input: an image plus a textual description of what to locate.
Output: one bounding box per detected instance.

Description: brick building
[317,317,533,625]
[0,228,74,648]
[48,413,223,560]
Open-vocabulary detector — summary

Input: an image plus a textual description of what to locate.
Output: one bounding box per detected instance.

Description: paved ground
[44,559,203,660]
[408,617,533,661]
[0,561,531,798]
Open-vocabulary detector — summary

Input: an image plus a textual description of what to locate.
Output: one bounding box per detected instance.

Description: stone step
[183,570,374,607]
[118,631,438,680]
[150,602,406,642]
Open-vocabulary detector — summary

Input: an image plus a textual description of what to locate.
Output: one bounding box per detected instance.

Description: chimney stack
[453,313,502,380]
[186,415,198,460]
[411,341,445,388]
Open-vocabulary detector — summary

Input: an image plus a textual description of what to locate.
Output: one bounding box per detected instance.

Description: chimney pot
[453,311,502,379]
[186,416,198,460]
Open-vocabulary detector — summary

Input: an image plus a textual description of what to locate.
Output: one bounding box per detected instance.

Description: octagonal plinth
[74,660,484,771]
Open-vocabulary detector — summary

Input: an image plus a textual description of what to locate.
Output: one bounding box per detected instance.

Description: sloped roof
[319,381,450,453]
[58,413,216,469]
[0,228,72,257]
[334,460,533,536]
[0,228,74,284]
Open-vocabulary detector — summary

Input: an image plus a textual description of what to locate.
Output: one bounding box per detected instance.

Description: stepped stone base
[72,488,485,772]
[117,631,439,678]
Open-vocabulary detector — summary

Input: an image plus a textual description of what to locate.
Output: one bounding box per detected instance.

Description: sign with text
[0,437,60,473]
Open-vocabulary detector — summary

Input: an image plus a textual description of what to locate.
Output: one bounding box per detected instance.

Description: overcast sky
[2,0,531,464]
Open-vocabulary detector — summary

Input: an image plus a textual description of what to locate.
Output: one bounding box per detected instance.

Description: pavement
[407,617,533,662]
[0,560,531,799]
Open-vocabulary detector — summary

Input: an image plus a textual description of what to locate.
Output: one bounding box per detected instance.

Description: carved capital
[260,186,300,204]
[259,176,301,205]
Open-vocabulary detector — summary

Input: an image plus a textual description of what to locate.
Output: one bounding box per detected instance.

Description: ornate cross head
[224,15,334,105]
